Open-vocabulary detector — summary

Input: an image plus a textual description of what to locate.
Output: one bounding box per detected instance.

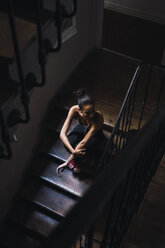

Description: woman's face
[81,104,95,120]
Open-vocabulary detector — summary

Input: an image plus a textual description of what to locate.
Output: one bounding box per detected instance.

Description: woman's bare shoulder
[70,105,79,112]
[69,105,80,116]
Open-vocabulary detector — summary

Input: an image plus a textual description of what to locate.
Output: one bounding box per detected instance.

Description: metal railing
[42,103,165,248]
[1,0,78,158]
[100,62,165,170]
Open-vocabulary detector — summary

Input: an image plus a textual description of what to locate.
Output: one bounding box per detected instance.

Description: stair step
[39,129,70,161]
[39,126,110,176]
[7,202,60,238]
[31,154,93,198]
[0,224,41,248]
[19,178,77,219]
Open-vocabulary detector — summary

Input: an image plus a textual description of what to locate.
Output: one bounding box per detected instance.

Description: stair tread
[20,178,77,218]
[39,127,110,176]
[8,203,60,237]
[0,224,41,248]
[31,154,93,198]
[39,129,70,161]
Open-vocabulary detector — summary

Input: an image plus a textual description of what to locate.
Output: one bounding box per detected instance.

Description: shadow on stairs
[0,102,112,248]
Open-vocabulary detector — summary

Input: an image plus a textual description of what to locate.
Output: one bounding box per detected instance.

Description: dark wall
[102,9,165,64]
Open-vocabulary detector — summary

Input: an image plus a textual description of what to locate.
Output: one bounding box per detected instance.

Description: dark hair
[74,88,94,110]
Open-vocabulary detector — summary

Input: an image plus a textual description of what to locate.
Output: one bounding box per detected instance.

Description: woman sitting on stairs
[56,88,105,174]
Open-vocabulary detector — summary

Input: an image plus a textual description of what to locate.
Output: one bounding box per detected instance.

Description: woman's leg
[57,125,86,174]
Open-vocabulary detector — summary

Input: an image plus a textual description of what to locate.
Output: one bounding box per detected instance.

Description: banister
[99,62,144,168]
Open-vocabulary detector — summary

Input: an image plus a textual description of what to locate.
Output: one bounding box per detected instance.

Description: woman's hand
[56,162,68,174]
[73,142,86,157]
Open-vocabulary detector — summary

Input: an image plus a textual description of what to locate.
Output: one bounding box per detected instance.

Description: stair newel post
[0,109,12,159]
[138,64,153,130]
[7,0,30,124]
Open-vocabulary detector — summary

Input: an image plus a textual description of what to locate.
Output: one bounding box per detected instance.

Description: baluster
[114,121,121,156]
[26,0,47,90]
[7,0,30,124]
[115,167,137,247]
[122,96,132,146]
[0,109,12,159]
[118,109,126,151]
[44,0,62,53]
[30,0,47,88]
[99,195,115,248]
[138,65,153,130]
[155,70,165,111]
[85,228,93,248]
[128,78,138,131]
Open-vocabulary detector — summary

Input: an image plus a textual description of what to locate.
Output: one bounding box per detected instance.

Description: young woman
[56,89,105,174]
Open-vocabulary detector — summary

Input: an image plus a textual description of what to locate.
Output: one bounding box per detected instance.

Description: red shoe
[68,160,81,173]
[68,160,75,170]
[73,163,81,173]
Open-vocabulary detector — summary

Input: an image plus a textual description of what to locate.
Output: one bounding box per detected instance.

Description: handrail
[0,109,12,159]
[42,104,165,248]
[7,0,30,124]
[99,62,144,169]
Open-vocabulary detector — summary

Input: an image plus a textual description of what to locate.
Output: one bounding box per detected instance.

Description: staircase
[0,102,112,247]
[0,1,165,247]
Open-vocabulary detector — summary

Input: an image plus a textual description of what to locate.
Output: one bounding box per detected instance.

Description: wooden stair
[0,104,112,248]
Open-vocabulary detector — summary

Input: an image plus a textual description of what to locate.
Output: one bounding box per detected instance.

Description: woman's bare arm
[76,112,104,147]
[60,105,86,156]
